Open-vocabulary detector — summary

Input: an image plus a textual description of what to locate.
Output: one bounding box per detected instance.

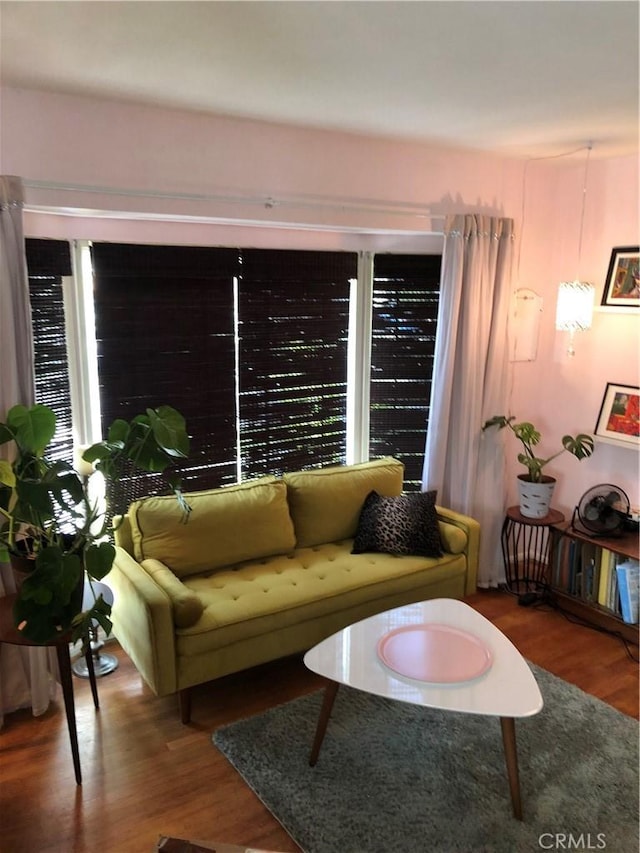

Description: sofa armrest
[141,558,204,628]
[436,506,480,595]
[108,546,179,696]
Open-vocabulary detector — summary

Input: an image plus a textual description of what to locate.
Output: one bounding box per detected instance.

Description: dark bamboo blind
[91,243,240,503]
[238,249,356,477]
[91,245,357,496]
[25,238,73,466]
[90,243,439,504]
[369,254,441,489]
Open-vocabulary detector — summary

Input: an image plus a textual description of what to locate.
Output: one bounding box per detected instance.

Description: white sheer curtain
[422,214,514,587]
[0,175,56,727]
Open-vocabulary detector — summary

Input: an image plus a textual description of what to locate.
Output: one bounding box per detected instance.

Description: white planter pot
[517,474,556,519]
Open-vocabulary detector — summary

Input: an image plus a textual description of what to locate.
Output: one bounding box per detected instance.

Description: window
[28,240,440,511]
[90,244,358,506]
[238,250,355,477]
[25,238,73,465]
[91,243,239,499]
[369,254,441,489]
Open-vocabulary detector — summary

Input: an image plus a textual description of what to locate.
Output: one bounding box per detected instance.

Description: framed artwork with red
[595,383,640,447]
[601,247,639,308]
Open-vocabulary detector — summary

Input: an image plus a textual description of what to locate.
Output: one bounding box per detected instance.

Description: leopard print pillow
[351,490,442,557]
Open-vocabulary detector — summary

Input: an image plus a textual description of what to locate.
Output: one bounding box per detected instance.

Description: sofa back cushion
[283,457,404,548]
[129,476,296,578]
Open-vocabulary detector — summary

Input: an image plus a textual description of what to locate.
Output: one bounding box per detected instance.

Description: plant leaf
[512,422,541,447]
[107,419,130,444]
[48,468,85,508]
[481,415,512,431]
[82,442,111,463]
[562,433,595,459]
[147,406,190,458]
[0,460,15,488]
[0,423,14,446]
[84,541,116,581]
[7,404,56,455]
[14,479,56,521]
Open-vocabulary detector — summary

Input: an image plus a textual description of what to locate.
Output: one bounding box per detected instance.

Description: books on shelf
[597,549,615,607]
[551,533,639,621]
[548,526,639,641]
[615,560,640,624]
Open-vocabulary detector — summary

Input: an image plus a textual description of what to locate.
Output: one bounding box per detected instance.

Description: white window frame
[346,252,373,464]
[65,241,102,450]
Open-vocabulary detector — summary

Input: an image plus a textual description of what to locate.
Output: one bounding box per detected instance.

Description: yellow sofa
[109,458,479,722]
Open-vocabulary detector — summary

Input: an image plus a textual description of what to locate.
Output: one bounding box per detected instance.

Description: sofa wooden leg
[179,688,192,724]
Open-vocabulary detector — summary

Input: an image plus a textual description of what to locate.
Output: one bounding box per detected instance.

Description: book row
[550,534,640,625]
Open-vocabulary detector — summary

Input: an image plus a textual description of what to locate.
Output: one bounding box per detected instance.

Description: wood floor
[0,589,637,853]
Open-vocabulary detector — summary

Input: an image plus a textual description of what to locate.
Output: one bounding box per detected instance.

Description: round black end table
[501,506,565,595]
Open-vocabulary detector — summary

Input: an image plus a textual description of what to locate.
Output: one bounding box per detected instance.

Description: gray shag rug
[212,664,639,853]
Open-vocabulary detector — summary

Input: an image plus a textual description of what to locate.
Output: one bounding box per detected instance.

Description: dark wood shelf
[548,523,639,646]
[554,522,639,561]
[550,588,639,645]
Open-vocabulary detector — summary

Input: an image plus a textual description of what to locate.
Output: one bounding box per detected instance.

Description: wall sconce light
[555,280,595,355]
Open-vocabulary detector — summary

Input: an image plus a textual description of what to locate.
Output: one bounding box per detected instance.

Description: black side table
[0,594,99,784]
[501,506,565,594]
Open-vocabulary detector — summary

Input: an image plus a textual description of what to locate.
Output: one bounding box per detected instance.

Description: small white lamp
[555,280,595,356]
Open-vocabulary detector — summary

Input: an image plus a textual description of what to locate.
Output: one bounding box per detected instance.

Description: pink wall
[510,154,639,517]
[2,86,638,515]
[0,87,522,235]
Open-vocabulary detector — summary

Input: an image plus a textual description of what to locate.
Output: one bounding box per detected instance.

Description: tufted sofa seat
[108,457,479,722]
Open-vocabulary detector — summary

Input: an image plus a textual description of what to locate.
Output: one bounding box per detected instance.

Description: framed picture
[595,383,640,447]
[601,246,639,307]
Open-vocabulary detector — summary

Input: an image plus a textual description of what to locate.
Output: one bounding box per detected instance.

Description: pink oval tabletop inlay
[377,623,492,684]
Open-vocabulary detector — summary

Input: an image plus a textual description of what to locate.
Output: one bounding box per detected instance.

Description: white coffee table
[303,598,543,820]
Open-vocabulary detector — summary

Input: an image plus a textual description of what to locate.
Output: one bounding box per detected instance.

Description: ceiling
[1,1,638,160]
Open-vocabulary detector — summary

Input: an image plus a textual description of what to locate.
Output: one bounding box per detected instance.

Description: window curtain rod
[22,179,433,221]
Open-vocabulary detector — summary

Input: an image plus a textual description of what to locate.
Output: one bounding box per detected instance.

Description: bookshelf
[549,523,639,645]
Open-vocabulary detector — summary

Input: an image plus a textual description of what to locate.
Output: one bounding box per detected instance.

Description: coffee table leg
[309,680,339,767]
[500,716,522,820]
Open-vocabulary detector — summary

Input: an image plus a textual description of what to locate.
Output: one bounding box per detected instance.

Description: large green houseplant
[0,403,190,646]
[482,415,594,518]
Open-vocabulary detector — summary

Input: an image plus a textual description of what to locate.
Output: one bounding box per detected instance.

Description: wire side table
[501,506,565,594]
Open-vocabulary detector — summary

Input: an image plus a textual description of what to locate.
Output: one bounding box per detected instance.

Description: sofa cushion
[352,490,443,557]
[283,457,404,548]
[129,477,296,578]
[179,541,467,657]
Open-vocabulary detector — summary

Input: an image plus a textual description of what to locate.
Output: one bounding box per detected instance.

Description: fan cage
[573,484,630,535]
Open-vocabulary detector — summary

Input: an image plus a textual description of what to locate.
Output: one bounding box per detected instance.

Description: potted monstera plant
[482,415,594,518]
[0,403,190,646]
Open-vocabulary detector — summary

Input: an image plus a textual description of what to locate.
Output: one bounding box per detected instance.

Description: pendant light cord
[577,143,593,274]
[516,143,592,286]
